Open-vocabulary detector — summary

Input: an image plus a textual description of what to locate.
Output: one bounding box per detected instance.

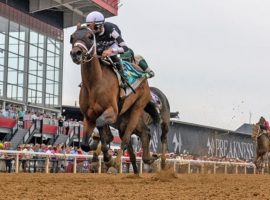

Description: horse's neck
[81,57,103,87]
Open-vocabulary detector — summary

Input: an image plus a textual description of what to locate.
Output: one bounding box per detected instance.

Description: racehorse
[69,24,161,173]
[252,124,270,173]
[132,87,170,169]
[116,87,170,171]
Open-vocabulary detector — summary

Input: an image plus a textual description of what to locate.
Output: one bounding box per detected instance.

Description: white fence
[166,158,256,174]
[0,150,256,174]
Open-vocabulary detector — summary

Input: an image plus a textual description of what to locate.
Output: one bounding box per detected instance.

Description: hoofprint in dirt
[0,172,269,200]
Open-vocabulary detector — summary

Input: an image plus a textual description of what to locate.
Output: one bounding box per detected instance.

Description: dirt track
[0,172,270,200]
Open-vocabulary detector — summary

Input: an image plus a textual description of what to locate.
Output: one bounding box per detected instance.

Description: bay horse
[115,86,170,171]
[252,124,270,173]
[70,24,160,173]
[89,88,170,173]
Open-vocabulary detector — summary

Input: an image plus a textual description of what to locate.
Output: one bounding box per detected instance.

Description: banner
[150,121,255,160]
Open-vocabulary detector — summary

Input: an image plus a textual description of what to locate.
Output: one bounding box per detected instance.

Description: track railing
[0,150,256,174]
[165,158,256,174]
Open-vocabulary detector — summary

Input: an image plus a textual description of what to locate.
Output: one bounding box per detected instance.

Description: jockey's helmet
[120,48,134,62]
[86,11,105,24]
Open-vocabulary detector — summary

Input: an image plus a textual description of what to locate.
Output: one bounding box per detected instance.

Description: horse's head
[259,116,266,125]
[70,23,96,64]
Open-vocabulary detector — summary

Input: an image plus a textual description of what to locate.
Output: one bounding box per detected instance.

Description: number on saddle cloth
[121,60,147,85]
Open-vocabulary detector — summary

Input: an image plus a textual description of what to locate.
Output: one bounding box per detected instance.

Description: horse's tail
[144,101,160,125]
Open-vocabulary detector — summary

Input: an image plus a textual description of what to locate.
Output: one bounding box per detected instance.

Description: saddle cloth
[113,60,148,97]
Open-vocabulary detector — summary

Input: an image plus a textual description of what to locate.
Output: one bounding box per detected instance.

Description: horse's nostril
[76,50,82,56]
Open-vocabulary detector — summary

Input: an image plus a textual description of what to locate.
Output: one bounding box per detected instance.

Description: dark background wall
[150,121,255,161]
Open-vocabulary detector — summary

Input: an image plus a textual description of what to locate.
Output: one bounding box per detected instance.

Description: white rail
[165,158,256,174]
[0,150,256,174]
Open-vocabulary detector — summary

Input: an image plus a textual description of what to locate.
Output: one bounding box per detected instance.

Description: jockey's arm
[111,29,128,54]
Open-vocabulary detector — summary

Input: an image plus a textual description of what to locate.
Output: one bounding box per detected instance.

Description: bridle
[72,27,98,63]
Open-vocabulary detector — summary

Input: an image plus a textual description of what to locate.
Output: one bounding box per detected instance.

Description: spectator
[4,142,13,173]
[2,108,9,118]
[58,117,64,134]
[64,119,70,135]
[31,112,37,124]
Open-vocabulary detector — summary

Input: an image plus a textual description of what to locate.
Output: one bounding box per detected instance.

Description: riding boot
[110,56,127,88]
[137,61,155,78]
[145,68,155,78]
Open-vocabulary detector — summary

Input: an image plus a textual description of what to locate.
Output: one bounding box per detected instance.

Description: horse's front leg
[96,106,118,128]
[96,107,118,166]
[81,118,96,152]
[126,140,139,174]
[140,127,156,165]
[97,125,112,163]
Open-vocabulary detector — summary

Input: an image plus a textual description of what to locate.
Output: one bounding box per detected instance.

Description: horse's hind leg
[140,125,156,165]
[127,140,139,174]
[121,106,147,150]
[160,121,169,170]
[263,153,268,174]
[97,125,113,167]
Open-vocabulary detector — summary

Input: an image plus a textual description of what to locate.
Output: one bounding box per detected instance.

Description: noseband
[72,27,97,63]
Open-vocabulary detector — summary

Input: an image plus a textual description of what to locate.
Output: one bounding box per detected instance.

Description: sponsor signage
[150,121,255,160]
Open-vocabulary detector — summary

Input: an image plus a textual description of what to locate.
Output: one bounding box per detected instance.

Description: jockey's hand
[102,49,113,57]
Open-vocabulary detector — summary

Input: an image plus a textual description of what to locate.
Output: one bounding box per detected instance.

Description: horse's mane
[77,26,89,31]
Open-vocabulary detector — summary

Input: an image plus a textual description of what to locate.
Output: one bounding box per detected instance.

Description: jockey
[258,116,270,136]
[120,48,155,78]
[85,11,128,87]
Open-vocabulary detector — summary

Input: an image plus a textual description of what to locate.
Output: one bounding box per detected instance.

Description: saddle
[104,58,148,98]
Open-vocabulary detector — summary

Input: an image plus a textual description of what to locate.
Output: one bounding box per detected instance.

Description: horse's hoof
[143,158,156,165]
[104,157,114,167]
[89,162,99,173]
[107,167,118,175]
[81,143,90,152]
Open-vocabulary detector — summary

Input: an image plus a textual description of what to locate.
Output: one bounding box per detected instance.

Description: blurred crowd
[165,151,253,164]
[0,104,254,174]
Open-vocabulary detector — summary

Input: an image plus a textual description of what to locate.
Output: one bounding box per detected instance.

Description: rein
[74,27,98,63]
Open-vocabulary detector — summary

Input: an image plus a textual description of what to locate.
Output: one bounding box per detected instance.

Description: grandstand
[0,0,118,145]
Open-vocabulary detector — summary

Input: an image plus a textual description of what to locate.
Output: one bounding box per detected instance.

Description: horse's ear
[77,22,81,30]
